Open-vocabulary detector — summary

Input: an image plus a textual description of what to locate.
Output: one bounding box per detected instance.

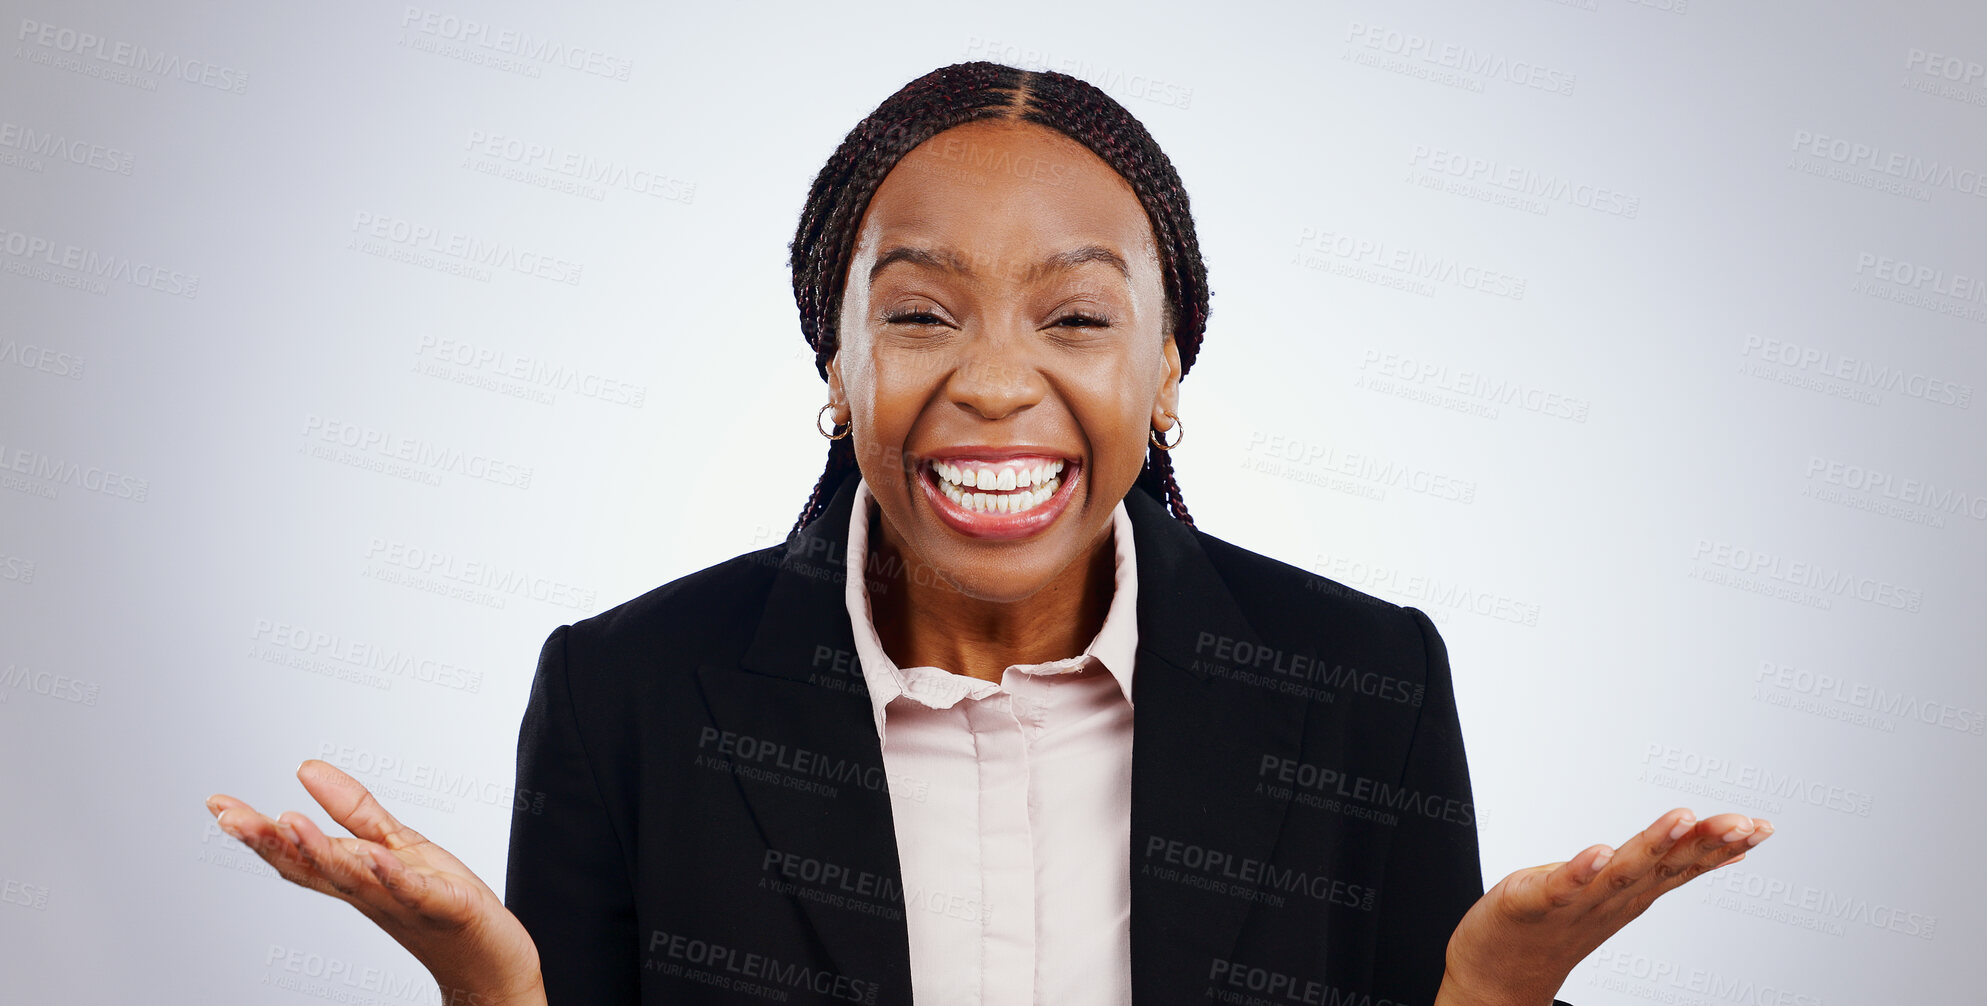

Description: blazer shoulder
[1190,525,1406,618]
[560,542,788,669]
[1188,525,1437,677]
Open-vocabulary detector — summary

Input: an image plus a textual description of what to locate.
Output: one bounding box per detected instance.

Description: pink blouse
[843,479,1140,1005]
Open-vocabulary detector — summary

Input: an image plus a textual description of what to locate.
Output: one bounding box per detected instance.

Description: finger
[209,795,299,856]
[1540,845,1616,910]
[1649,814,1764,887]
[211,801,349,899]
[209,793,286,831]
[283,810,393,903]
[1500,846,1610,920]
[1591,808,1697,893]
[295,759,429,849]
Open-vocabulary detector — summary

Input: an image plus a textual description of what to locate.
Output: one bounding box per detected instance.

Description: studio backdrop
[2,1,1980,1003]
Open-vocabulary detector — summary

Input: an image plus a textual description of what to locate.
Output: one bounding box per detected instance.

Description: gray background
[2,1,1980,1002]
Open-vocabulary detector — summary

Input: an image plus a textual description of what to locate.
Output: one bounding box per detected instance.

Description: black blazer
[506,472,1553,1005]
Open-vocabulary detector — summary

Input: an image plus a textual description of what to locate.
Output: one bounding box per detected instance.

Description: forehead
[852,119,1159,277]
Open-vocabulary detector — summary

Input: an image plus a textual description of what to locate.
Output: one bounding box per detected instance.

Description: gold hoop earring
[1150,411,1183,451]
[816,404,850,440]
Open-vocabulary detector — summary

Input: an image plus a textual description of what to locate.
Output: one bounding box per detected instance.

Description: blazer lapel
[692,473,915,1001]
[1124,489,1309,1000]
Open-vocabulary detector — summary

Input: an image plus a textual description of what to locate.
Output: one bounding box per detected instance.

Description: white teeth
[935,472,1062,514]
[933,459,1066,490]
[929,458,1071,516]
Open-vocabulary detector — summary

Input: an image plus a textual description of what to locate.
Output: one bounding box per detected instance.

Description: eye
[884,311,946,327]
[1051,312,1111,328]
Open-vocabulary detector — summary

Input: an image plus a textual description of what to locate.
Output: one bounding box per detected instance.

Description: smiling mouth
[928,456,1068,514]
[913,451,1082,539]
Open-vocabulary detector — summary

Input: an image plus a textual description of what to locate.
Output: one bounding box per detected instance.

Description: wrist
[433,970,545,1006]
[1435,965,1559,1006]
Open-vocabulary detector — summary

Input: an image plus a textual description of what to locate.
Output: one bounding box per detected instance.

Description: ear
[1151,333,1182,431]
[824,351,850,425]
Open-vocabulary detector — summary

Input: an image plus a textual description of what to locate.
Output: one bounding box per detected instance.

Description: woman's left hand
[1435,807,1773,1006]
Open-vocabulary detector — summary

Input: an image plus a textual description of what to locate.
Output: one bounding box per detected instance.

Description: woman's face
[828,118,1180,604]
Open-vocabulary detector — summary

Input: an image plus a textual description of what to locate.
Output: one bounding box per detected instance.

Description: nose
[945,321,1046,422]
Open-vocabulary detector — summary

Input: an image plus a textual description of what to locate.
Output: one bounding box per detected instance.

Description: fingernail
[275,820,300,847]
[1590,848,1614,874]
[1668,816,1695,841]
[216,809,238,838]
[1721,824,1752,843]
[1747,822,1774,847]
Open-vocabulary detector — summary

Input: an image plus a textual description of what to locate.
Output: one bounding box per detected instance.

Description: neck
[867,507,1116,684]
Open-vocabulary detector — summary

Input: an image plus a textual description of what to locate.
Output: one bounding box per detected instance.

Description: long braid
[787,437,859,541]
[1162,456,1194,529]
[1131,442,1195,530]
[787,61,1212,534]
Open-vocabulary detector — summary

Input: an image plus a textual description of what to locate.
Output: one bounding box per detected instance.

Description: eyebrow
[867,244,1131,285]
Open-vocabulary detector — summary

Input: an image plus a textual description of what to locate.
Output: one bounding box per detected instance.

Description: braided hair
[786,61,1211,538]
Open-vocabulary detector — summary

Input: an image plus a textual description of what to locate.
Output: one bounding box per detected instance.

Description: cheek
[851,385,923,486]
[1074,400,1153,479]
[856,367,923,434]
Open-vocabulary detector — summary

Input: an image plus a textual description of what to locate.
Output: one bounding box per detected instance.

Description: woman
[206,62,1771,1006]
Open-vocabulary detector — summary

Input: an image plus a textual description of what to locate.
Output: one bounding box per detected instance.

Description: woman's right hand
[207,759,546,1006]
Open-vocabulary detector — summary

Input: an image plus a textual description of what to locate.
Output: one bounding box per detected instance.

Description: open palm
[1438,807,1773,1006]
[207,759,545,1006]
